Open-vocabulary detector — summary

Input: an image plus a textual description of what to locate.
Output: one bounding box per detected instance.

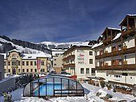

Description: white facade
[64,46,95,79]
[95,37,136,85]
[96,70,136,85]
[75,49,95,79]
[93,16,136,85]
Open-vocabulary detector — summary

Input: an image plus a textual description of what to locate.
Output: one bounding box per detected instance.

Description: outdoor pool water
[34,83,64,96]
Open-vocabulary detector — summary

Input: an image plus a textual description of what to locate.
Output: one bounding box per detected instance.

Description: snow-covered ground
[0,88,23,102]
[0,83,136,102]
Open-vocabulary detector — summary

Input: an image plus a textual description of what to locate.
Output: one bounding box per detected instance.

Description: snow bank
[82,83,136,102]
[97,89,107,98]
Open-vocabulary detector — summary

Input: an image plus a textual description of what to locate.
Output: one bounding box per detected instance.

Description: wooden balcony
[96,47,136,59]
[122,28,136,37]
[122,46,136,54]
[63,63,75,68]
[96,64,136,70]
[103,36,112,44]
[63,55,75,61]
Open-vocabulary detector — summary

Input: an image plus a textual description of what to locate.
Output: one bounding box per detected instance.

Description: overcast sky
[0,0,136,42]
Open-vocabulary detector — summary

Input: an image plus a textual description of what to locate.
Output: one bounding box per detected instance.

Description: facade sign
[37,59,41,71]
[77,50,85,64]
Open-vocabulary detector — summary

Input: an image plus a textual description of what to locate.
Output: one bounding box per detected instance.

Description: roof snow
[0,53,6,59]
[119,14,136,25]
[0,52,51,60]
[92,42,103,48]
[107,27,120,31]
[112,33,121,41]
[22,53,51,59]
[127,14,136,17]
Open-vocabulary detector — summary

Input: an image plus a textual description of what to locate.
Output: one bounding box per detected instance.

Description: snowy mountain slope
[0,35,95,54]
[39,41,91,49]
[0,36,51,55]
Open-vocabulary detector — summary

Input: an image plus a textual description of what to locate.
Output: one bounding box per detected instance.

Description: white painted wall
[104,57,112,66]
[75,49,95,79]
[96,70,136,85]
[104,45,111,53]
[124,53,135,64]
[124,36,135,48]
[96,60,100,67]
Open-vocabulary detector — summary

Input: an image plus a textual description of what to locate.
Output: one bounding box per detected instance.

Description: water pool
[34,83,64,96]
[23,76,85,97]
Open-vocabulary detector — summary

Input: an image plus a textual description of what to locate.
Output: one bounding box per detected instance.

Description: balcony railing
[122,27,136,37]
[96,64,136,70]
[95,46,136,59]
[63,55,75,61]
[63,63,75,68]
[103,36,112,44]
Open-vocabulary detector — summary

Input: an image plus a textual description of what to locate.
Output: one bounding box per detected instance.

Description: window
[41,69,45,72]
[8,69,10,72]
[26,61,29,66]
[22,61,25,66]
[54,59,56,61]
[80,68,84,74]
[89,59,93,64]
[18,61,20,66]
[41,61,44,66]
[27,69,29,72]
[22,69,24,72]
[30,61,33,66]
[89,51,93,55]
[86,68,89,74]
[91,68,95,74]
[31,69,33,72]
[54,64,56,66]
[35,61,37,65]
[35,69,37,72]
[18,69,20,72]
[8,61,10,66]
[12,61,16,65]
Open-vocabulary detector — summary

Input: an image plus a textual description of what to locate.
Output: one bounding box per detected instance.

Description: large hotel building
[93,14,136,85]
[1,50,51,75]
[63,46,95,79]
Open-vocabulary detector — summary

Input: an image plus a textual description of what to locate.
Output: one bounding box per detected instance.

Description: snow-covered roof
[22,53,51,59]
[0,53,6,59]
[127,14,136,17]
[107,27,120,31]
[8,49,21,53]
[119,14,136,25]
[52,50,64,56]
[92,42,103,49]
[0,52,51,59]
[112,33,121,41]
